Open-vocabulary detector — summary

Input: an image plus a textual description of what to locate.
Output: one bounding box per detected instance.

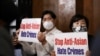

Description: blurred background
[3,0,100,36]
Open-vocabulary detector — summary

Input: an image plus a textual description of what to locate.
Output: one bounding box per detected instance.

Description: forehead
[74,19,86,23]
[43,14,51,18]
[42,14,54,21]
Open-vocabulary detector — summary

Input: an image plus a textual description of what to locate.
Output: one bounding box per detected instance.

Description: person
[69,14,94,56]
[12,32,25,56]
[91,30,100,56]
[0,0,19,56]
[14,10,62,56]
[40,10,62,48]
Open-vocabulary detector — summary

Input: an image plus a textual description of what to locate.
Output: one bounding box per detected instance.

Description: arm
[20,42,36,55]
[15,29,36,55]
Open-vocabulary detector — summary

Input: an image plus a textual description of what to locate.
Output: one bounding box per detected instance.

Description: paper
[54,32,88,56]
[18,18,41,43]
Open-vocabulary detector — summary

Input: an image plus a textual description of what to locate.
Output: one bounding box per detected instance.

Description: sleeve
[20,42,36,55]
[43,42,54,54]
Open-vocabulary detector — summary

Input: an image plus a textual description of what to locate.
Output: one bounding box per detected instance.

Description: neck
[42,40,47,45]
[46,26,55,33]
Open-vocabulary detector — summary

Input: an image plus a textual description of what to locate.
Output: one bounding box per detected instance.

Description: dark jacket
[0,27,14,56]
[91,31,100,56]
[88,34,94,50]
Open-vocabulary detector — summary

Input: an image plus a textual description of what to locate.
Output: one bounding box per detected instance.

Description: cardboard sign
[18,18,41,43]
[54,32,88,56]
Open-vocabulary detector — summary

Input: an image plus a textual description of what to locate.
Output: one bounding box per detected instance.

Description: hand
[37,32,46,45]
[12,29,20,46]
[86,50,91,56]
[50,51,56,56]
[12,35,19,46]
[16,29,20,37]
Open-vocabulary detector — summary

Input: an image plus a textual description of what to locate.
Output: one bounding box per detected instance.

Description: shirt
[14,49,22,56]
[45,27,62,48]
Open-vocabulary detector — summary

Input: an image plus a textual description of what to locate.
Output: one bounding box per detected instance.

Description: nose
[78,23,82,27]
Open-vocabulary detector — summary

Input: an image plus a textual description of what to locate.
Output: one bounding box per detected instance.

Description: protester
[14,10,62,56]
[69,14,94,56]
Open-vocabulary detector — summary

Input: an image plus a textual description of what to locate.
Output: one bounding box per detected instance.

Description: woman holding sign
[69,14,94,56]
[14,10,62,56]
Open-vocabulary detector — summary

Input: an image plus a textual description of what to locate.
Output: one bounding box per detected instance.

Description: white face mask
[43,21,54,30]
[72,26,87,32]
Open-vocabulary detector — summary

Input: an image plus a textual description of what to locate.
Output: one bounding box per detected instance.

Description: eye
[81,21,86,24]
[73,22,79,28]
[76,22,79,24]
[82,22,86,24]
[43,18,46,21]
[82,23,86,26]
[48,17,53,20]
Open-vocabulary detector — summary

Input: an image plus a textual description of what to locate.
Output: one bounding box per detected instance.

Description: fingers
[37,32,45,38]
[37,32,46,42]
[12,29,20,46]
[12,36,18,46]
[86,50,91,56]
[16,29,20,36]
[50,51,56,56]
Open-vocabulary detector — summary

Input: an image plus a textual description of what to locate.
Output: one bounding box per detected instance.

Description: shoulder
[53,28,62,33]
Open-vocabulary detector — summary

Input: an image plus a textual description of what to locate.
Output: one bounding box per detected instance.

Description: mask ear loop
[72,27,76,32]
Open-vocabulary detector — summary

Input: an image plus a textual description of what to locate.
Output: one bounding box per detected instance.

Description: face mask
[43,21,54,30]
[72,26,87,32]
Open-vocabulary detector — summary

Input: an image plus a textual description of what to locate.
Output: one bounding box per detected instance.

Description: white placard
[18,18,41,43]
[54,32,88,56]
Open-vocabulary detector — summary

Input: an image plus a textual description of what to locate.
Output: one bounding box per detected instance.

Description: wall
[32,0,100,35]
[93,0,100,32]
[32,0,75,32]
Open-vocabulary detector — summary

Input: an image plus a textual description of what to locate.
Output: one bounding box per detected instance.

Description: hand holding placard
[37,32,47,45]
[18,18,41,43]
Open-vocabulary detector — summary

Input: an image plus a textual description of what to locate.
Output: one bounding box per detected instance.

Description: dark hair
[69,14,89,30]
[40,10,56,32]
[0,0,19,24]
[41,10,56,20]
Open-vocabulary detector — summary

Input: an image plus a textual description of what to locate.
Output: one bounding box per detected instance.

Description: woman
[69,14,94,56]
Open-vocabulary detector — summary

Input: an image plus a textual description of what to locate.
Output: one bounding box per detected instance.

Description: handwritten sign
[18,18,41,43]
[54,32,88,56]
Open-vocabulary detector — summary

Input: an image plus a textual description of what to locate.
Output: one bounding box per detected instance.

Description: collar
[45,27,57,35]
